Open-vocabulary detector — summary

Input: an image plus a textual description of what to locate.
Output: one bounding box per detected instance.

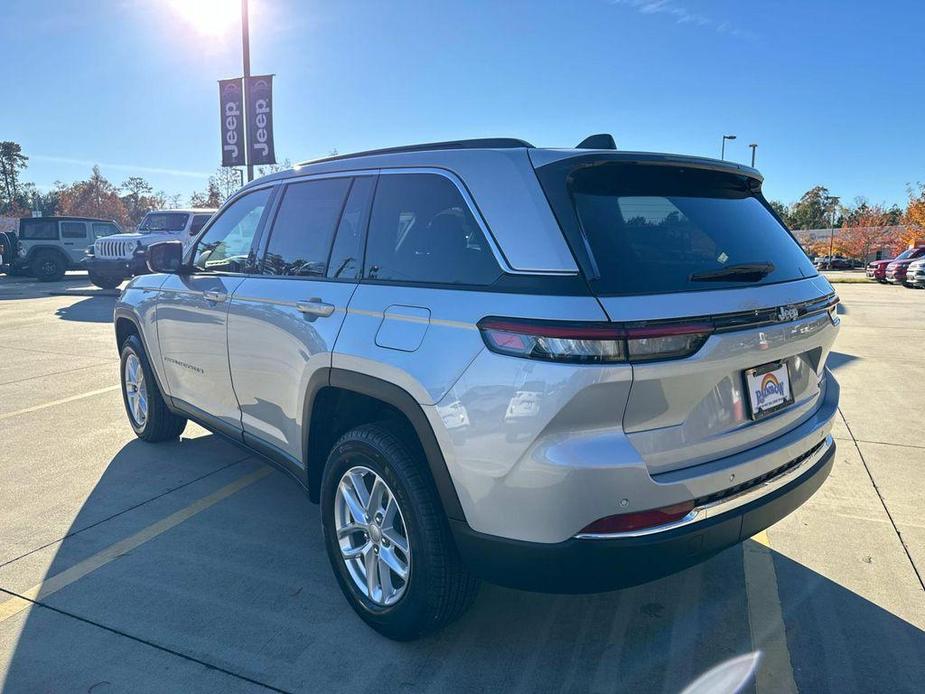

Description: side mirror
[146,241,185,274]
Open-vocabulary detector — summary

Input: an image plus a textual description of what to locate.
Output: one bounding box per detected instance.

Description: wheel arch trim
[303,367,467,522]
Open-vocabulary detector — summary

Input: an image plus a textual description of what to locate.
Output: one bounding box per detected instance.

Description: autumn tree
[120,176,161,227]
[56,166,128,226]
[788,186,842,230]
[0,141,29,213]
[189,180,223,208]
[903,183,925,247]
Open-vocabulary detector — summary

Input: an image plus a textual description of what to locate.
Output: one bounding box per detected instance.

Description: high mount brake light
[477,318,713,364]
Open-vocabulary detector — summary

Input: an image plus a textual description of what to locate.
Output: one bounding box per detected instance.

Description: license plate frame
[744,361,794,420]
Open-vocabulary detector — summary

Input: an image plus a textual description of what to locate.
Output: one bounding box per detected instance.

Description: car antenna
[576,133,617,150]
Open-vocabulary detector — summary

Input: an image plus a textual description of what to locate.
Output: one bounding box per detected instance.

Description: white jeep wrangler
[84,209,215,289]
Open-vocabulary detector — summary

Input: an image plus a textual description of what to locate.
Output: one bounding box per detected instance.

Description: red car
[868,247,925,283]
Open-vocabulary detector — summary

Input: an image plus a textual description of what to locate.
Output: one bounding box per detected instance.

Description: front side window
[192,188,271,273]
[139,212,189,232]
[60,221,87,238]
[364,173,501,285]
[262,178,351,277]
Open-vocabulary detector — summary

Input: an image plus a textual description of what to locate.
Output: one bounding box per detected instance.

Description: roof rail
[296,137,534,167]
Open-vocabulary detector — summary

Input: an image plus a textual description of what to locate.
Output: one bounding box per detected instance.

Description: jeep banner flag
[219,78,245,167]
[244,75,276,166]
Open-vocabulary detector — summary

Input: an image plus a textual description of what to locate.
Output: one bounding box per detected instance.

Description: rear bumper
[452,437,835,593]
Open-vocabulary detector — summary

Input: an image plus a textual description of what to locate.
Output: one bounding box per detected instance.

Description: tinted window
[60,221,87,238]
[327,176,375,280]
[364,174,501,285]
[262,178,350,277]
[19,219,58,240]
[139,212,189,232]
[92,223,119,239]
[546,162,817,295]
[193,188,271,273]
[190,214,211,236]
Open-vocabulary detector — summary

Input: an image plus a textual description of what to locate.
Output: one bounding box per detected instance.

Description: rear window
[19,219,58,240]
[539,161,817,295]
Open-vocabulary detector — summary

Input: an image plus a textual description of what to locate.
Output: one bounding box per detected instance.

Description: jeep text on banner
[219,78,246,167]
[244,75,276,166]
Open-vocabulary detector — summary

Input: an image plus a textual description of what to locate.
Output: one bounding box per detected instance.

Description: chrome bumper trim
[575,435,834,540]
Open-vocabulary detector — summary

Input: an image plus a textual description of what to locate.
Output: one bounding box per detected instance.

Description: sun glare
[167,0,241,37]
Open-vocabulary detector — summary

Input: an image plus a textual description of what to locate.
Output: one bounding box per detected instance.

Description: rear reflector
[477,317,712,364]
[579,501,696,534]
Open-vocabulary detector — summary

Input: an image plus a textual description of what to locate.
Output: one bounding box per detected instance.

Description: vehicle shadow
[1,435,922,693]
[53,296,118,323]
[0,273,94,301]
[827,351,859,371]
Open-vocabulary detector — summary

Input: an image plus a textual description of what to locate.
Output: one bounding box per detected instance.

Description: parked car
[885,246,925,284]
[114,137,840,640]
[815,255,853,270]
[13,216,122,281]
[0,230,18,274]
[905,258,925,288]
[867,259,892,282]
[83,209,215,288]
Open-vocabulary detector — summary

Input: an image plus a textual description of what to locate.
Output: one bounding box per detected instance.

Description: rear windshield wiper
[690,262,775,282]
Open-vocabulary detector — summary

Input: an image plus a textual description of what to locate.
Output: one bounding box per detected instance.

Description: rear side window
[262,178,351,277]
[364,173,501,286]
[19,220,58,240]
[539,161,818,295]
[61,221,87,238]
[327,176,375,280]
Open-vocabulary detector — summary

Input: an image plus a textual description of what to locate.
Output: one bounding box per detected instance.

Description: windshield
[895,248,924,260]
[538,161,818,295]
[138,212,189,232]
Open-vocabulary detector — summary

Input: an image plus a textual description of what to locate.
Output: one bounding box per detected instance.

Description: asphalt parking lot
[0,274,923,693]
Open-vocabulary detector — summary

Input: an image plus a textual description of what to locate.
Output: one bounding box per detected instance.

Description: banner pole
[242,0,253,182]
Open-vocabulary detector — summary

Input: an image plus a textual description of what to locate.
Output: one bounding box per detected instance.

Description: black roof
[19,216,118,223]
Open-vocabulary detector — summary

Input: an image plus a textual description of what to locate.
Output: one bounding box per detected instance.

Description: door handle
[296,298,336,317]
[203,290,227,303]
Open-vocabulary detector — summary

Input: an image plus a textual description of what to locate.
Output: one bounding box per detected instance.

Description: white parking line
[0,385,121,421]
[743,530,798,694]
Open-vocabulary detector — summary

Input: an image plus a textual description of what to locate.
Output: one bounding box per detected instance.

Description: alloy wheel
[334,465,411,606]
[124,353,148,427]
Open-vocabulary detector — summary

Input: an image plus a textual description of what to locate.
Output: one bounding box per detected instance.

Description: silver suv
[114,137,840,640]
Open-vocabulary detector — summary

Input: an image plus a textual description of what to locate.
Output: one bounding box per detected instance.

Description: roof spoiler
[576,133,617,150]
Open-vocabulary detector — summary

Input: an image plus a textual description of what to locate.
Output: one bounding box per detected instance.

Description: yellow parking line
[0,467,272,623]
[0,385,121,421]
[743,530,798,694]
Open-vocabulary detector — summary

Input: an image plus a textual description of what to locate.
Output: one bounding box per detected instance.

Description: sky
[1,0,923,207]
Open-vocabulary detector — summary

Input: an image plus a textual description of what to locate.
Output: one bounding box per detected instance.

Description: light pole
[241,0,253,183]
[826,195,841,263]
[748,143,757,167]
[721,135,736,160]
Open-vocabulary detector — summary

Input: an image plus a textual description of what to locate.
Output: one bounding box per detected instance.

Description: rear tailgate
[598,277,838,473]
[533,154,839,474]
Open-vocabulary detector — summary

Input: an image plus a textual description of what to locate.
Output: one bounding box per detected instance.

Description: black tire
[321,424,480,640]
[120,335,187,442]
[32,251,66,281]
[89,271,123,290]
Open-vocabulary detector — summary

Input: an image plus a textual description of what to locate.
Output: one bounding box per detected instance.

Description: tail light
[578,501,696,534]
[477,317,712,364]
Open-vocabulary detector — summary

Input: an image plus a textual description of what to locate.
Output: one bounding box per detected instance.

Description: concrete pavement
[0,275,922,692]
